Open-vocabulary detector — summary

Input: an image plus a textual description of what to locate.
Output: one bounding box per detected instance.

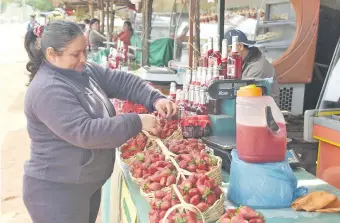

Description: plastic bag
[227,150,307,209]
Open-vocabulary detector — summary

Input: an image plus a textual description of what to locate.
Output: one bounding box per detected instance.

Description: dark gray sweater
[24,61,164,183]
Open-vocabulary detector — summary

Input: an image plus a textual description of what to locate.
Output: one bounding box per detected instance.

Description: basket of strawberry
[129,150,167,185]
[218,206,265,223]
[120,133,156,165]
[165,138,206,157]
[175,175,225,222]
[175,151,222,185]
[156,116,183,143]
[149,188,206,223]
[140,165,180,201]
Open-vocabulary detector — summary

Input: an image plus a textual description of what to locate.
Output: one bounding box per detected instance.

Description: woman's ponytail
[24,29,44,85]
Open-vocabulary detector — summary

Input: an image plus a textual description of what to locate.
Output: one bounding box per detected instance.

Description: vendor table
[116,158,340,223]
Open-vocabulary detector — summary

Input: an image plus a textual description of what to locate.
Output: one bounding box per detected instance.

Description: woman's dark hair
[90,18,100,27]
[24,20,83,84]
[84,19,90,24]
[124,21,133,32]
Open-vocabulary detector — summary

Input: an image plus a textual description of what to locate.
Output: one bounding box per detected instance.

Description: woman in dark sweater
[23,20,176,223]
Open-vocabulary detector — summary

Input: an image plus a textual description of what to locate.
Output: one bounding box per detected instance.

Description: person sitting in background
[225,29,279,104]
[27,15,39,32]
[89,18,106,53]
[113,21,134,52]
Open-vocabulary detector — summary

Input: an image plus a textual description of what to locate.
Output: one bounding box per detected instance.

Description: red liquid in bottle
[236,123,287,163]
[221,39,228,79]
[227,36,243,79]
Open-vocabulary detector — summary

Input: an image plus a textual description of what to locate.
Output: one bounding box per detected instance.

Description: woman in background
[114,21,134,52]
[89,18,107,53]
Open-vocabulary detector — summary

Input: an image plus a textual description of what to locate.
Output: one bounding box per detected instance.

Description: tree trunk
[106,0,110,42]
[99,0,105,33]
[188,0,195,69]
[89,0,94,18]
[141,0,154,66]
[194,0,200,68]
[110,10,115,41]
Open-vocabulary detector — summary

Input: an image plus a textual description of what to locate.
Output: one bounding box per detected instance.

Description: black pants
[23,175,105,223]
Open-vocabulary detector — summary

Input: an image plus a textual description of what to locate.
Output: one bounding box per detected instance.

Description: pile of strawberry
[157,117,180,139]
[149,189,203,223]
[219,206,265,223]
[178,175,222,212]
[176,151,218,174]
[130,150,168,178]
[141,166,178,193]
[120,133,150,160]
[165,138,206,155]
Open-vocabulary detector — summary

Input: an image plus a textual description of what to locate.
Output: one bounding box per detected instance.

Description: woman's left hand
[154,98,177,118]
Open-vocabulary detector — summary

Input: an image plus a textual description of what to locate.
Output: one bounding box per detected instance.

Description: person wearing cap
[27,15,39,32]
[225,29,279,104]
[88,18,107,54]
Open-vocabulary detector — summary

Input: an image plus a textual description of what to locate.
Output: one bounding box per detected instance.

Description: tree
[26,0,54,11]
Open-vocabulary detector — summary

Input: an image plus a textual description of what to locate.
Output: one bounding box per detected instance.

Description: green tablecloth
[120,161,340,223]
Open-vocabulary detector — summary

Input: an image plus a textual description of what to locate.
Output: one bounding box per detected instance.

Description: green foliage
[26,0,54,11]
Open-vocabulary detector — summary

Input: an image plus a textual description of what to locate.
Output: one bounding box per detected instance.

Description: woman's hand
[154,98,178,118]
[138,114,161,136]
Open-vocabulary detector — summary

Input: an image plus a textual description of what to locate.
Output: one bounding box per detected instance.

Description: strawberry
[179,154,192,162]
[187,175,198,185]
[220,217,231,223]
[160,200,171,211]
[189,194,200,206]
[160,168,172,177]
[197,202,208,212]
[182,180,193,194]
[231,214,248,223]
[238,206,260,220]
[188,188,199,197]
[187,164,197,172]
[134,168,142,178]
[162,194,172,201]
[206,193,217,205]
[160,210,166,219]
[149,163,158,175]
[155,190,167,199]
[178,160,189,169]
[166,175,176,186]
[160,176,167,186]
[197,185,211,198]
[150,172,162,182]
[197,163,207,171]
[249,218,265,223]
[148,182,162,191]
[196,169,207,174]
[213,186,223,198]
[182,194,190,203]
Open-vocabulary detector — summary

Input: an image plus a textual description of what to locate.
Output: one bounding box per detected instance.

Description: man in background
[225,29,279,104]
[27,15,39,32]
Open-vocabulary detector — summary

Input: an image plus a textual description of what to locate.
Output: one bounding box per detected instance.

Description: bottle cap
[237,84,262,97]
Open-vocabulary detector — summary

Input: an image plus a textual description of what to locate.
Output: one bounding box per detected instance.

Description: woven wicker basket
[202,191,225,222]
[120,137,157,165]
[161,128,183,144]
[175,155,223,186]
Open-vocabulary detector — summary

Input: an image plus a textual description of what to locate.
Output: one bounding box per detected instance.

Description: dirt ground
[0,23,101,223]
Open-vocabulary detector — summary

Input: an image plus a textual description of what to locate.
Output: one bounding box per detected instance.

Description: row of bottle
[201,36,242,80]
[169,82,209,118]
